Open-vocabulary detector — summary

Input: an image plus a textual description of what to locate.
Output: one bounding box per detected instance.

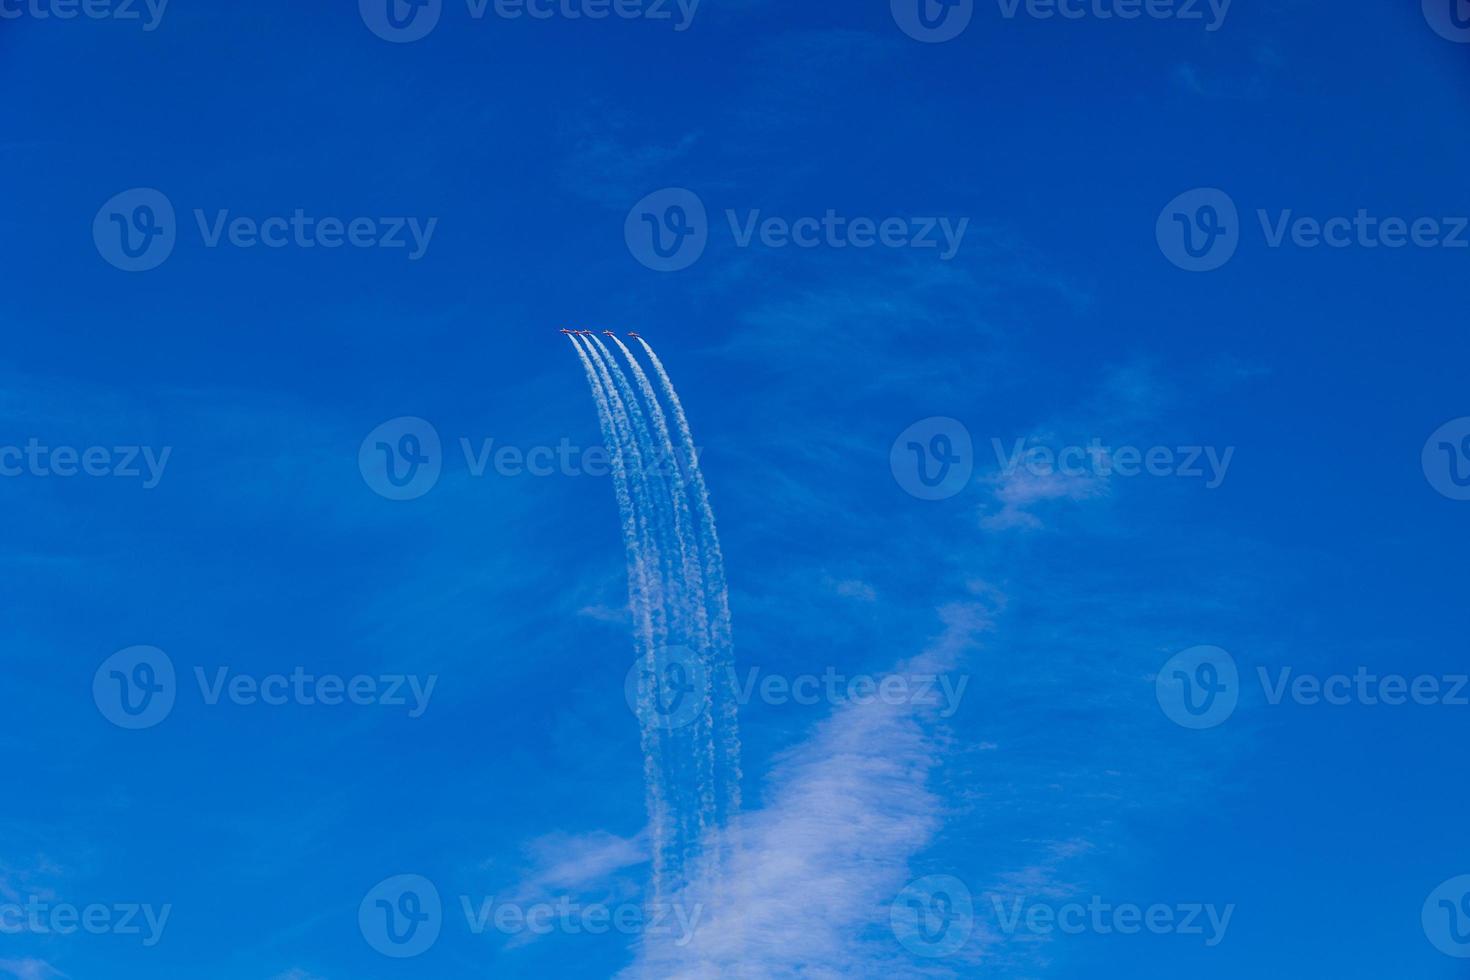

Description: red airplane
[627,332,642,339]
[559,329,574,335]
[578,330,594,336]
[601,330,617,337]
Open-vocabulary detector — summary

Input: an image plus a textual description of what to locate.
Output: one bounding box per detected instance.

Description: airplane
[559,329,574,335]
[627,332,642,339]
[601,330,617,338]
[578,330,594,336]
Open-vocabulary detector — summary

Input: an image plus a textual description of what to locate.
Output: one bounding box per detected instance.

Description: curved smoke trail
[635,338,743,817]
[568,334,742,903]
[568,335,674,895]
[594,336,720,850]
[583,338,710,881]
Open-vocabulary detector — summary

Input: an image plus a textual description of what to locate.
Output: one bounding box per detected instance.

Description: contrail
[567,332,742,904]
[635,337,743,818]
[584,337,706,888]
[568,335,674,895]
[595,336,720,848]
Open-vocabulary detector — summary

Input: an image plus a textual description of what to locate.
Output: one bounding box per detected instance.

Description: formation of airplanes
[560,330,642,338]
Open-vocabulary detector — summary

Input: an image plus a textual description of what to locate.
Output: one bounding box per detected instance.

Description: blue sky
[3,1,1470,977]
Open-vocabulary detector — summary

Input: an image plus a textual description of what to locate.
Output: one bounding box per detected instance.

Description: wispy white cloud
[833,578,878,601]
[980,465,1109,531]
[504,830,649,900]
[1173,44,1284,100]
[0,960,65,980]
[621,602,993,978]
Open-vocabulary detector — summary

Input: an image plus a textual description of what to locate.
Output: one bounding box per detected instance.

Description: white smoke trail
[584,338,709,888]
[568,335,673,896]
[568,333,744,911]
[635,338,743,816]
[595,336,720,849]
[608,337,723,863]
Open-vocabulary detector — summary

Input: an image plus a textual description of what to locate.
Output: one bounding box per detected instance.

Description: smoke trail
[568,332,743,909]
[608,338,725,841]
[568,335,674,895]
[635,338,743,815]
[583,338,711,888]
[595,337,720,847]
